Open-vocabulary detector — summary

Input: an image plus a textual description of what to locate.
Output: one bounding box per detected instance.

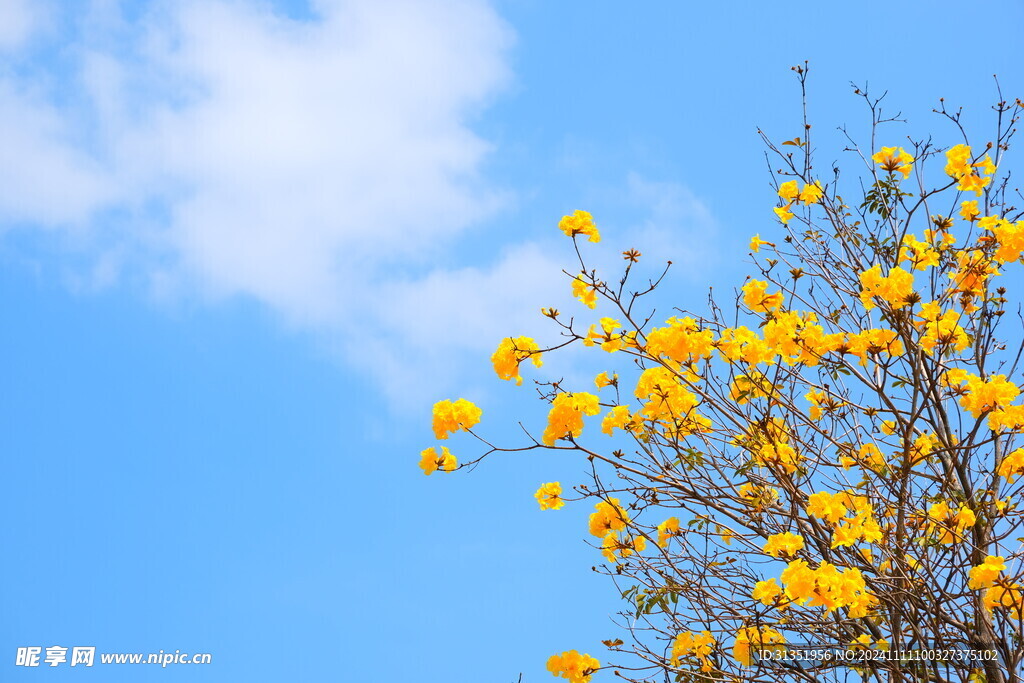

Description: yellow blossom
[763,532,804,558]
[738,483,778,511]
[492,336,543,385]
[656,517,680,548]
[806,492,848,524]
[859,265,914,310]
[998,448,1024,483]
[431,398,482,439]
[777,180,800,200]
[589,498,629,537]
[960,200,980,221]
[927,502,976,544]
[600,532,646,563]
[945,144,973,178]
[750,234,773,252]
[959,373,1020,419]
[872,146,914,178]
[733,626,785,667]
[546,650,600,683]
[601,405,637,436]
[535,482,565,510]
[543,392,601,446]
[572,274,598,309]
[774,203,795,223]
[645,316,714,364]
[984,584,1024,618]
[419,446,457,475]
[742,280,785,313]
[969,556,1006,590]
[752,579,783,605]
[798,181,823,205]
[670,631,715,671]
[558,210,600,243]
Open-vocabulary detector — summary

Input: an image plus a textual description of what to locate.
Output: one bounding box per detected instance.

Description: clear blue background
[2,1,1022,681]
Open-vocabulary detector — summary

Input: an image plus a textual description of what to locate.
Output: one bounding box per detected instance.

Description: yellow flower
[589,498,629,537]
[571,274,598,309]
[984,584,1024,617]
[969,556,1006,590]
[899,234,940,271]
[742,279,785,313]
[750,234,773,252]
[601,405,637,436]
[998,448,1024,483]
[671,631,716,671]
[558,210,600,243]
[958,172,991,196]
[959,374,1020,419]
[927,502,976,544]
[594,371,615,390]
[543,392,601,446]
[852,443,886,474]
[645,316,715,364]
[806,492,848,524]
[763,532,805,558]
[752,579,782,605]
[546,650,600,683]
[600,532,646,563]
[918,305,970,356]
[656,517,680,548]
[872,146,914,178]
[733,626,785,667]
[737,485,777,512]
[945,143,973,178]
[798,181,823,205]
[960,200,980,221]
[858,265,914,310]
[777,180,800,200]
[582,318,624,352]
[431,398,482,439]
[535,482,565,510]
[491,336,543,385]
[975,154,997,176]
[774,203,795,223]
[419,446,457,475]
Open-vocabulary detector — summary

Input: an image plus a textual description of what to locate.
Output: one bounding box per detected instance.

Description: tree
[421,66,1024,683]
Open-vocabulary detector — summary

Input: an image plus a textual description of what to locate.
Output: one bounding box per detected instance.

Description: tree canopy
[422,67,1024,683]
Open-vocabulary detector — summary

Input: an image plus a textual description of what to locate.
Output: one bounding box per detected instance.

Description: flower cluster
[535,482,565,510]
[546,650,599,683]
[775,179,823,224]
[423,111,1024,679]
[926,502,976,545]
[858,265,914,311]
[558,210,601,243]
[733,626,786,667]
[944,144,995,196]
[872,146,914,178]
[491,336,543,386]
[431,398,482,439]
[418,446,457,476]
[543,392,601,446]
[670,630,715,671]
[763,532,804,558]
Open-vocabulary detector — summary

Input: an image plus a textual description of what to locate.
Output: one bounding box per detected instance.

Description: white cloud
[0,0,45,51]
[0,0,513,318]
[352,241,570,407]
[0,2,722,411]
[620,172,719,278]
[0,80,118,226]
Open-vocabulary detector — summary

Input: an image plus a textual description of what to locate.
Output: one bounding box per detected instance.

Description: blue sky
[2,1,1022,681]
